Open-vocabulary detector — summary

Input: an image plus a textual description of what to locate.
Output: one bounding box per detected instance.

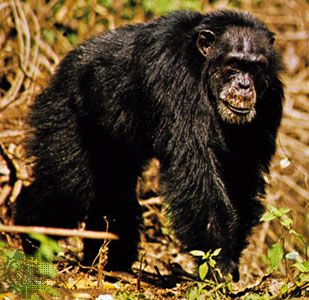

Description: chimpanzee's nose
[239,81,250,90]
[237,75,251,90]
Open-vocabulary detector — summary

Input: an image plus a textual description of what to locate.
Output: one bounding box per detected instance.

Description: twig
[0,130,26,138]
[9,179,23,203]
[0,185,11,206]
[0,225,119,240]
[281,175,309,200]
[0,143,17,185]
[137,252,146,291]
[279,281,309,299]
[229,273,272,298]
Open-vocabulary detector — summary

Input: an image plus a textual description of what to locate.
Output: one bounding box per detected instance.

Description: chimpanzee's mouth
[217,91,257,124]
[223,101,252,115]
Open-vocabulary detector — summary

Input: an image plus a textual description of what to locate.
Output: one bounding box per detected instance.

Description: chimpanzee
[14,10,284,280]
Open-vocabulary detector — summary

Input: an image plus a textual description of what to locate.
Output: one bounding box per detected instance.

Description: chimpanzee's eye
[225,62,239,74]
[228,62,238,69]
[228,59,239,67]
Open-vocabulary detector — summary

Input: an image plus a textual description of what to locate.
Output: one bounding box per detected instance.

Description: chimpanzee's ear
[196,30,216,57]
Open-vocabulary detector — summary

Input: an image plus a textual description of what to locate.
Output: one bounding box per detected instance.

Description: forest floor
[0,0,308,299]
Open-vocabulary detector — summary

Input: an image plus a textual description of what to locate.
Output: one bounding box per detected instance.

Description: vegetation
[0,0,308,299]
[0,235,60,299]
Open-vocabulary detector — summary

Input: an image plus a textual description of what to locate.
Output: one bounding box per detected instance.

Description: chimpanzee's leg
[82,133,143,271]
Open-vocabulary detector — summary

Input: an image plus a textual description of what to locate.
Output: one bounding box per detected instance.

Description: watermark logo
[1,249,56,298]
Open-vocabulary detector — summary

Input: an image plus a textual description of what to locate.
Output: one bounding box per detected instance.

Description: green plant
[190,248,222,281]
[261,206,309,295]
[0,234,60,299]
[186,249,233,300]
[141,0,202,15]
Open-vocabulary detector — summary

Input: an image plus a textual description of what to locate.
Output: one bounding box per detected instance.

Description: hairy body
[15,10,284,280]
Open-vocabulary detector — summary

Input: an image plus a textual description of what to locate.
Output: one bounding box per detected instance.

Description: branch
[0,225,119,240]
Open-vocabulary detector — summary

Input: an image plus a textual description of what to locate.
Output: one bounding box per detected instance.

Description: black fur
[14,10,284,279]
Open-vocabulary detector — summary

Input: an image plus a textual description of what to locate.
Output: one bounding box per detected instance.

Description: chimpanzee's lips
[223,101,252,115]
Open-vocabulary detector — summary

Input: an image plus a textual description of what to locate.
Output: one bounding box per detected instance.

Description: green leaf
[299,273,309,282]
[262,206,291,221]
[277,207,291,216]
[288,229,298,236]
[202,250,211,260]
[199,262,209,280]
[289,229,306,244]
[190,250,205,257]
[30,233,60,262]
[293,261,309,273]
[280,282,288,294]
[279,215,293,229]
[268,243,284,270]
[197,282,207,290]
[227,282,233,292]
[211,248,221,257]
[260,211,276,222]
[208,257,216,268]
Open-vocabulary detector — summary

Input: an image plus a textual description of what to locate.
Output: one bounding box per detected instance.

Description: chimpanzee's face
[197,26,274,124]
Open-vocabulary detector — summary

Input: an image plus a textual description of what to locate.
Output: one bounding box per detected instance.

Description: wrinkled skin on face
[198,26,275,124]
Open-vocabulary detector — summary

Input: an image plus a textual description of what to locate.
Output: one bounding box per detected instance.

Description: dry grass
[0,0,308,295]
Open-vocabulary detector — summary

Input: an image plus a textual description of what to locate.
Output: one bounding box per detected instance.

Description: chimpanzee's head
[196,14,278,124]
